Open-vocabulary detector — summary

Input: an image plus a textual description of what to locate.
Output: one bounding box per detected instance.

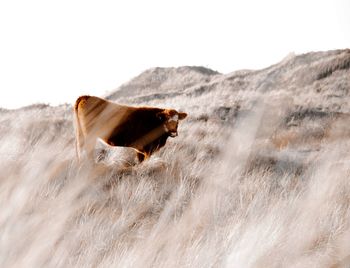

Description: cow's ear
[178,112,187,120]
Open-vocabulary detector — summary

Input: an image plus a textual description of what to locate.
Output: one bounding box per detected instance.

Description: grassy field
[1,49,350,267]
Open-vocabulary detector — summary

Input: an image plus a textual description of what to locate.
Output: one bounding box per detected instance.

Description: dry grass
[1,99,350,268]
[1,49,350,267]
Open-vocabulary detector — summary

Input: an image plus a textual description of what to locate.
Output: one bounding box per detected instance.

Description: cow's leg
[83,136,97,161]
[76,135,85,162]
[137,152,147,163]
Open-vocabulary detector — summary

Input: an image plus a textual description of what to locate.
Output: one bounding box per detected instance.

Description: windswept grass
[1,99,350,268]
[1,49,350,267]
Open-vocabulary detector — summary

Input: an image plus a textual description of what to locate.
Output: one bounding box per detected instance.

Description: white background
[0,0,349,109]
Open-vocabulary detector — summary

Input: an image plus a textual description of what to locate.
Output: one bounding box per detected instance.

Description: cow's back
[76,95,133,140]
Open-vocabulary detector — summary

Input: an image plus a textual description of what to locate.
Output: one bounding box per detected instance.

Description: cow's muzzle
[170,131,178,137]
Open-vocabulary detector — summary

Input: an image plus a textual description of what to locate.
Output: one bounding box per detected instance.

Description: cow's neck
[131,125,167,149]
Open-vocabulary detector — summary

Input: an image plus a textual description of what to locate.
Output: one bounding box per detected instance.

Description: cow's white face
[159,109,187,137]
[166,114,179,137]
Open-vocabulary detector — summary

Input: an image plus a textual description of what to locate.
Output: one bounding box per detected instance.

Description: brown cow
[74,95,187,162]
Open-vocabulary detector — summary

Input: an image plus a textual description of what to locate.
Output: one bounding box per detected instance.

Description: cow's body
[74,95,187,162]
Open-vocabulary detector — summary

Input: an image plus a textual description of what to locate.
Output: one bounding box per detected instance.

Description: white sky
[0,0,349,109]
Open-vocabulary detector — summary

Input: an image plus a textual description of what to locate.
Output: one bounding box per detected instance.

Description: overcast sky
[0,0,349,109]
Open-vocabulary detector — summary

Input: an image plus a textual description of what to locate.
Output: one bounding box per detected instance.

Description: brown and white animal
[74,95,187,162]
